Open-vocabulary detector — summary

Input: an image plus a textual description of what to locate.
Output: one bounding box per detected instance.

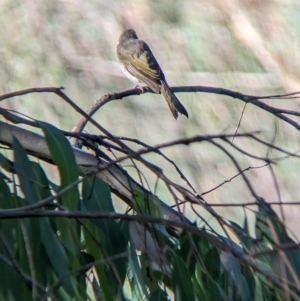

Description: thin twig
[230,102,247,146]
[201,163,270,196]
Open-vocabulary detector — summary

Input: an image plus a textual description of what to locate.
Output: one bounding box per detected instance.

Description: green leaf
[0,177,18,266]
[221,253,252,301]
[172,254,195,301]
[30,161,52,200]
[12,137,40,204]
[132,190,164,218]
[177,231,200,275]
[39,122,80,257]
[82,221,116,301]
[12,139,80,296]
[27,162,56,289]
[153,270,172,290]
[129,241,151,299]
[197,232,210,259]
[0,172,12,209]
[254,275,264,301]
[132,190,173,252]
[256,198,300,284]
[204,247,220,280]
[0,179,33,300]
[82,176,113,212]
[40,218,77,297]
[201,247,229,300]
[202,275,221,301]
[256,197,291,246]
[82,177,128,258]
[76,252,94,298]
[149,288,169,301]
[0,260,32,301]
[39,121,79,210]
[194,264,209,301]
[82,177,128,300]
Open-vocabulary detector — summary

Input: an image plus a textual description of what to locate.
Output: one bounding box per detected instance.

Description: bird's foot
[134,85,145,92]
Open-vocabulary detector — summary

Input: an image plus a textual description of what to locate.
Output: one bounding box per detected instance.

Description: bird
[116,29,188,119]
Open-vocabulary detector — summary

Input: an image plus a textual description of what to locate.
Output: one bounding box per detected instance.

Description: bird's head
[119,29,138,43]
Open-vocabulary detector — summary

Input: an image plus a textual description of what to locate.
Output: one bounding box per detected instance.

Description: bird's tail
[160,80,189,119]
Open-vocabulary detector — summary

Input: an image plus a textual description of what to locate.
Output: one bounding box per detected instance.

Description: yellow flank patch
[130,53,160,80]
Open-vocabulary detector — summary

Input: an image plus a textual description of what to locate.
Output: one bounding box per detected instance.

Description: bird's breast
[120,63,144,86]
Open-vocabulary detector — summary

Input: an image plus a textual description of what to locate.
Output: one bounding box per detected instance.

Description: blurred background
[1,0,300,237]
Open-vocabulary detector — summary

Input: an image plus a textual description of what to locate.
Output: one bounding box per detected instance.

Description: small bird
[116,29,188,119]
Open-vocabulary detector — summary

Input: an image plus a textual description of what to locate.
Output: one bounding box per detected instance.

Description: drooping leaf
[39,122,81,258]
[132,190,164,218]
[30,161,52,200]
[82,220,116,301]
[221,252,252,301]
[82,177,128,300]
[255,198,300,285]
[132,189,173,253]
[0,260,32,301]
[149,288,169,301]
[256,198,292,246]
[197,231,210,259]
[40,218,77,297]
[177,231,200,275]
[194,264,209,301]
[12,137,40,204]
[82,177,128,256]
[0,172,12,208]
[39,121,79,210]
[205,247,220,280]
[172,254,195,301]
[0,176,32,300]
[129,242,151,300]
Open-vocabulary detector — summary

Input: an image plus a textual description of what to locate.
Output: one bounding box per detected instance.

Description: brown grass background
[1,0,300,237]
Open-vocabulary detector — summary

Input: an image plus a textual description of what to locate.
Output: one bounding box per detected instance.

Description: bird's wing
[118,40,164,93]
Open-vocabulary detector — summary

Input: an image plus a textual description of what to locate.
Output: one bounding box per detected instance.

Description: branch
[1,86,300,135]
[0,121,189,227]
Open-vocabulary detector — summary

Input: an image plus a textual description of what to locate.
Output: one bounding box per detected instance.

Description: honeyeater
[116,29,188,119]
